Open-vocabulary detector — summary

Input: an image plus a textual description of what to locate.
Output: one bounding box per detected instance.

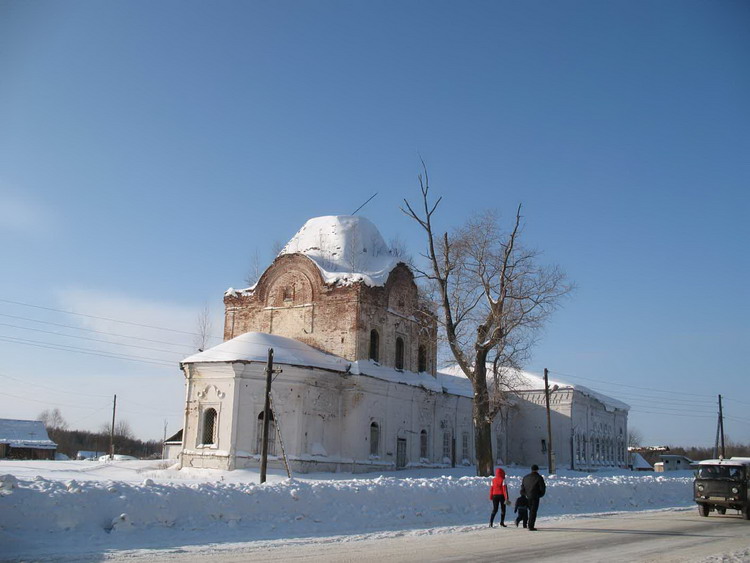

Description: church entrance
[396,438,407,468]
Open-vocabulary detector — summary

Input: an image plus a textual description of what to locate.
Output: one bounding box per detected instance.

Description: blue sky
[0,1,748,446]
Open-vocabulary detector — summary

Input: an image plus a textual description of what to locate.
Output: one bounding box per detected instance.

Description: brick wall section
[223,255,437,374]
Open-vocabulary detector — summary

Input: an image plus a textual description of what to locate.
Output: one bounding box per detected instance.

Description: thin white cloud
[56,289,225,364]
[0,190,56,237]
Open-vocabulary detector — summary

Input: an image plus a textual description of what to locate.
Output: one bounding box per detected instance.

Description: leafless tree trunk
[194,303,212,352]
[402,163,572,476]
[244,249,263,288]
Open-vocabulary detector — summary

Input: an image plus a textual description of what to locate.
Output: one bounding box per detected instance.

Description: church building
[177,215,629,473]
[178,216,475,473]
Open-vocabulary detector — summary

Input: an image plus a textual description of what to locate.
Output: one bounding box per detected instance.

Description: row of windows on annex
[197,408,278,456]
[368,422,473,467]
[368,329,430,373]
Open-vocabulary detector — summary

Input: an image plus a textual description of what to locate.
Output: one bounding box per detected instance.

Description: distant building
[163,429,183,460]
[630,452,653,471]
[654,454,694,472]
[0,419,57,460]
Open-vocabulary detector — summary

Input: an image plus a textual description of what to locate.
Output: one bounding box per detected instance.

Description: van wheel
[717,507,726,515]
[742,505,750,520]
[698,504,710,517]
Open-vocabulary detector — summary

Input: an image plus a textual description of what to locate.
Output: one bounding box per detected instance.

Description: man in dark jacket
[519,464,546,531]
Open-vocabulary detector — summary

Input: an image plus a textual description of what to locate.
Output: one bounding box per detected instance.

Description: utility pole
[162,420,168,460]
[544,368,555,474]
[109,394,117,460]
[260,348,274,484]
[718,394,725,459]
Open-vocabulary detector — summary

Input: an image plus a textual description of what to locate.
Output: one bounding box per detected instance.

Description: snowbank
[0,460,695,561]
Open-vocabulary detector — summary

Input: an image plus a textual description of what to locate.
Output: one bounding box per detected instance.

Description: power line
[0,297,223,340]
[0,372,112,399]
[628,408,715,419]
[0,389,108,410]
[547,369,709,398]
[0,335,176,367]
[0,312,196,350]
[0,323,187,357]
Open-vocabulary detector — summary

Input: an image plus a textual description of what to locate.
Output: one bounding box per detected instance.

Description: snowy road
[102,509,750,563]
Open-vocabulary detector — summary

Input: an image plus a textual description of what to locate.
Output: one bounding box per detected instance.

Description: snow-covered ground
[0,460,696,561]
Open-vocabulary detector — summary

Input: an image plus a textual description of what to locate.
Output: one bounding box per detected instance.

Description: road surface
[106,509,750,562]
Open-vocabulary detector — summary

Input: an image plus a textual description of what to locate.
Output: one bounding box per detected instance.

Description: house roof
[437,366,629,412]
[630,452,652,469]
[181,332,351,372]
[0,419,57,449]
[182,332,473,398]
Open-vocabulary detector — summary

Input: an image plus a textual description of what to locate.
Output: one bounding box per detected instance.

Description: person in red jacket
[489,467,510,527]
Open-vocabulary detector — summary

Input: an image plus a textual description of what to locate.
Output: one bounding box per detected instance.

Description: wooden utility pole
[109,394,117,460]
[260,349,274,484]
[718,394,725,459]
[544,369,555,474]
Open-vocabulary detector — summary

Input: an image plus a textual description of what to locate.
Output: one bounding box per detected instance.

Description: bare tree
[100,420,134,440]
[271,239,285,257]
[37,408,68,430]
[244,249,263,287]
[628,428,644,448]
[402,164,572,476]
[194,303,212,352]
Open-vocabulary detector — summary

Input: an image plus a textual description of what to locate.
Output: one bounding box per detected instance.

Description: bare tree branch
[404,163,572,476]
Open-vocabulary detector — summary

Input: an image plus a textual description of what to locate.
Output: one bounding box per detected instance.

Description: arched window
[418,345,427,373]
[369,330,380,363]
[369,422,380,457]
[442,430,452,462]
[395,337,404,370]
[202,408,217,445]
[256,411,276,456]
[420,429,429,459]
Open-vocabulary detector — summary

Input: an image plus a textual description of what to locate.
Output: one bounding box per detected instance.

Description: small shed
[0,419,57,460]
[163,429,183,460]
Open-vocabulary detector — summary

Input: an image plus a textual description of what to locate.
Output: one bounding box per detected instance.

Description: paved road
[108,509,750,563]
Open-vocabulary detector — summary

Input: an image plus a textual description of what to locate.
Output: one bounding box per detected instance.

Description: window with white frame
[442,430,451,461]
[420,429,428,459]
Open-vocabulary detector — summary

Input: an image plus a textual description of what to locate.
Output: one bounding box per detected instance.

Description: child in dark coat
[514,493,530,528]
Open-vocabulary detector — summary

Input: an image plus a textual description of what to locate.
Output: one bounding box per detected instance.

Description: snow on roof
[0,419,57,449]
[630,452,652,469]
[437,366,629,412]
[182,333,471,398]
[278,215,401,287]
[181,332,351,373]
[350,360,473,398]
[697,458,750,466]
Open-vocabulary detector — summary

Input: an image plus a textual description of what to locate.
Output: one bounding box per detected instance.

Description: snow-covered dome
[279,215,401,287]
